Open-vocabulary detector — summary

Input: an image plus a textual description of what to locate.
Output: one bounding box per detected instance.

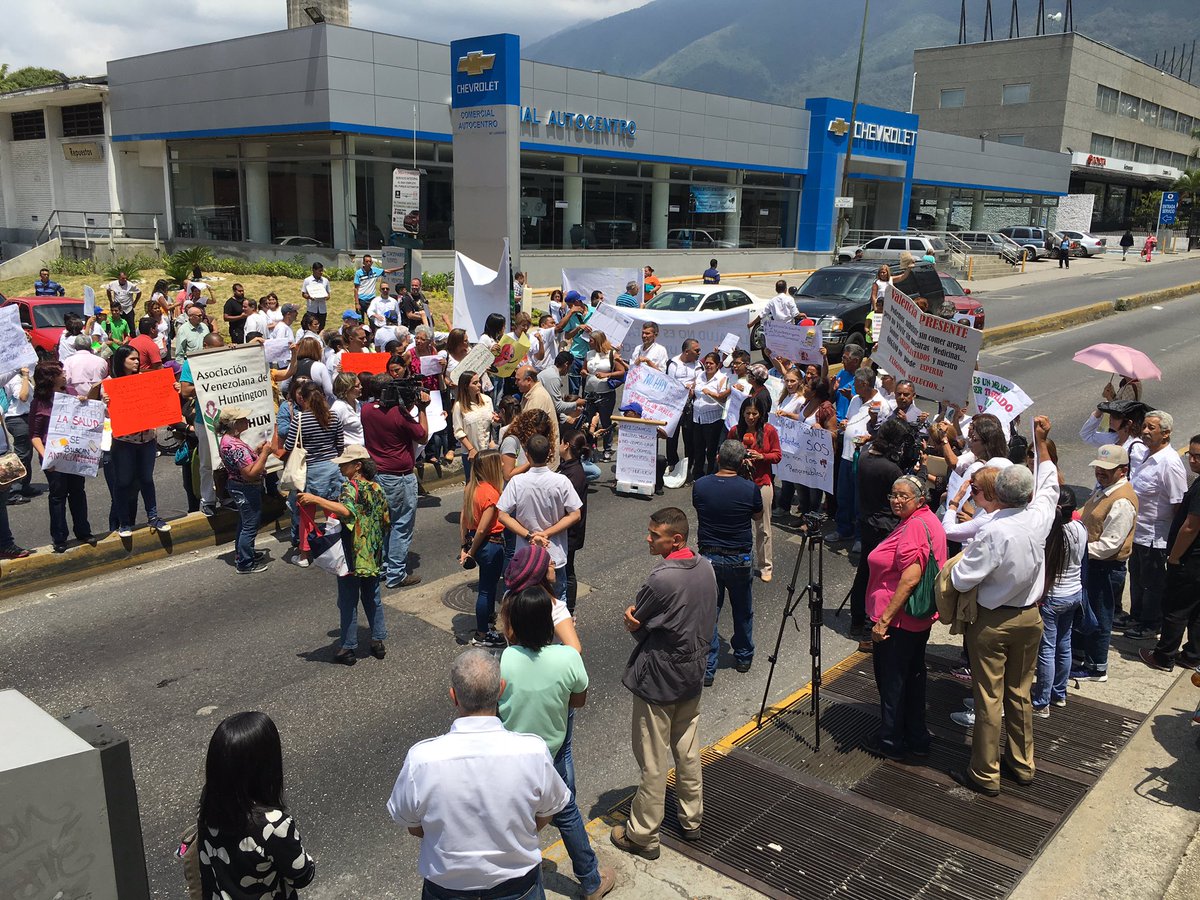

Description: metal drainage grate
[739,699,884,788]
[441,582,478,614]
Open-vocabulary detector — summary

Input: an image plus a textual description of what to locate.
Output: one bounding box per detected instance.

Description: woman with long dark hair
[452,369,495,482]
[460,449,506,648]
[730,393,782,582]
[101,345,170,536]
[30,360,95,553]
[1031,486,1085,717]
[547,288,566,323]
[197,711,315,898]
[690,351,730,480]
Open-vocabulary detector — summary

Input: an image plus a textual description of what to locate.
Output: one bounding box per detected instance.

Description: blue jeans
[835,456,858,540]
[422,869,543,900]
[474,540,505,632]
[551,710,601,894]
[377,471,418,584]
[226,480,262,571]
[112,438,159,527]
[1033,590,1083,707]
[582,459,600,483]
[704,552,754,677]
[1078,559,1127,673]
[568,357,585,395]
[336,574,386,650]
[289,459,343,544]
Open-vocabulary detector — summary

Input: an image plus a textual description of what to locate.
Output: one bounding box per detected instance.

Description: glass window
[520,170,565,250]
[723,290,752,309]
[1139,101,1159,128]
[61,103,104,138]
[940,88,965,108]
[1172,152,1189,170]
[170,141,240,160]
[264,159,333,247]
[1135,144,1154,164]
[583,176,645,249]
[1114,139,1136,160]
[171,163,243,241]
[353,137,435,161]
[520,152,565,172]
[1090,134,1114,155]
[997,133,1025,146]
[11,110,45,141]
[1177,113,1194,135]
[1161,107,1177,130]
[582,157,639,177]
[1118,93,1140,119]
[1002,83,1030,105]
[692,167,730,184]
[1096,85,1119,114]
[1155,148,1173,167]
[863,238,888,249]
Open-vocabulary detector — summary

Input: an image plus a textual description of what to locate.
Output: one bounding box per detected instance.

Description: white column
[970,191,986,229]
[650,163,670,249]
[723,169,741,247]
[242,143,271,244]
[561,156,582,248]
[934,187,951,230]
[331,136,356,251]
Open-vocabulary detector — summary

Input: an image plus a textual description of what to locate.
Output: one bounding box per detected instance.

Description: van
[836,233,948,263]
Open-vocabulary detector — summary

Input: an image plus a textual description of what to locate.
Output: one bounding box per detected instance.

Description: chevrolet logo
[457,51,497,77]
[828,118,850,137]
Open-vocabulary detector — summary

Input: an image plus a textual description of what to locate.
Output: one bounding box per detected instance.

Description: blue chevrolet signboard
[1159,191,1179,226]
[449,34,520,110]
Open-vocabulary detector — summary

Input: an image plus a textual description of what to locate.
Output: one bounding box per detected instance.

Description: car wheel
[749,322,764,350]
[843,331,867,355]
[1022,247,1034,262]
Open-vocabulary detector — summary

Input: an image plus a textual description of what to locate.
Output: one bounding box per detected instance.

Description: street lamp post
[833,0,871,260]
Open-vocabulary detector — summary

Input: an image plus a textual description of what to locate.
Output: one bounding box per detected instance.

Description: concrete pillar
[650,163,670,249]
[934,187,951,230]
[723,169,741,247]
[243,143,271,244]
[562,156,582,248]
[970,190,986,229]
[331,136,356,251]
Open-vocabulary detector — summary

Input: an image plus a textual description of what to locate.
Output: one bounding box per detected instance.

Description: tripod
[755,516,826,750]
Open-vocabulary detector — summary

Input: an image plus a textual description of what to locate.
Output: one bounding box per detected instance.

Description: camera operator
[361,375,429,589]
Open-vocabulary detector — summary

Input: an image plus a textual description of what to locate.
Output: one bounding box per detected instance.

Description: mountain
[527,0,1200,111]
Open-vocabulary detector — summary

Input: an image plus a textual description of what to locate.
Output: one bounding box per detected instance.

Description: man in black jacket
[611,506,717,861]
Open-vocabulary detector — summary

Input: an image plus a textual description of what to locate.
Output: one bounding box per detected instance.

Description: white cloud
[0,0,649,76]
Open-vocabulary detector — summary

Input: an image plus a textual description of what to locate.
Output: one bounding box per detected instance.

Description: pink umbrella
[1072,343,1162,381]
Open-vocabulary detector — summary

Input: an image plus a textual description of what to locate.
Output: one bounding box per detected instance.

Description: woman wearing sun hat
[216,405,271,575]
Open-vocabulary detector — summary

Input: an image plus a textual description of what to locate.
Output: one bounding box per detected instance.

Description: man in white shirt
[268,304,299,345]
[665,339,701,483]
[366,283,400,331]
[949,416,1059,796]
[629,322,669,371]
[1124,410,1188,639]
[387,649,571,898]
[105,272,141,333]
[749,279,798,330]
[836,370,895,547]
[300,262,331,330]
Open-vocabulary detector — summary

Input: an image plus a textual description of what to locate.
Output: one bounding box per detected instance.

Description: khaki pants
[756,482,773,579]
[626,694,703,850]
[965,604,1043,790]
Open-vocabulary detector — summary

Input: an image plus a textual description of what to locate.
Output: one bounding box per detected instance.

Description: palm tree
[1172,169,1200,234]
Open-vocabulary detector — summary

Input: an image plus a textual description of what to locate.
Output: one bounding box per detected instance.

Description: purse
[0,416,28,489]
[279,411,307,493]
[904,517,941,619]
[177,820,204,900]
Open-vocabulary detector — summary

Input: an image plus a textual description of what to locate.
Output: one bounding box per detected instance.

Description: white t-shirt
[630,341,669,371]
[268,321,296,344]
[366,296,400,329]
[301,275,330,313]
[497,466,583,569]
[692,370,728,424]
[667,355,700,391]
[244,311,269,338]
[762,292,799,323]
[332,399,364,445]
[4,372,31,417]
[842,393,896,461]
[262,308,284,326]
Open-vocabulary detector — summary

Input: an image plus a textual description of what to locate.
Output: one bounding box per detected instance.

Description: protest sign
[875,290,983,404]
[561,267,640,310]
[620,307,749,363]
[340,353,389,375]
[769,412,803,455]
[453,238,510,341]
[420,390,448,435]
[972,370,1033,427]
[446,342,496,382]
[762,320,823,366]
[187,345,275,471]
[493,334,530,379]
[418,354,443,376]
[871,310,883,344]
[262,338,293,368]
[775,424,835,493]
[587,303,635,348]
[614,420,659,487]
[105,368,182,437]
[725,387,748,432]
[717,332,739,364]
[623,364,690,436]
[42,394,105,477]
[0,305,38,372]
[82,285,96,316]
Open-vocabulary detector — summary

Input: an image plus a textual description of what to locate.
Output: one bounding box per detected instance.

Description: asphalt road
[2,294,1197,898]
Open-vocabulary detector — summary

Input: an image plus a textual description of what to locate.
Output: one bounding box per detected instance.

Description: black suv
[786,261,948,359]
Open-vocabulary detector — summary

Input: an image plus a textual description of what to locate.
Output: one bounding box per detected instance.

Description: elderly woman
[216,405,270,574]
[864,474,948,761]
[582,330,626,462]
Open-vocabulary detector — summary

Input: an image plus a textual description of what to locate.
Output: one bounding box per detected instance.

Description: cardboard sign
[262,338,293,368]
[0,305,38,372]
[188,345,275,472]
[494,334,530,379]
[587,302,636,348]
[42,394,105,477]
[418,354,443,375]
[105,368,182,437]
[622,363,690,437]
[775,424,835,493]
[446,342,496,382]
[971,371,1033,427]
[339,352,389,375]
[725,387,749,432]
[762,320,823,366]
[875,289,983,404]
[614,420,659,486]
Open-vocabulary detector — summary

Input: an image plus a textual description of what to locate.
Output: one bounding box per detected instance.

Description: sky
[1,0,649,76]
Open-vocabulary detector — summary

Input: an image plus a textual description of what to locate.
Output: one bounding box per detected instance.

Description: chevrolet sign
[828,117,916,148]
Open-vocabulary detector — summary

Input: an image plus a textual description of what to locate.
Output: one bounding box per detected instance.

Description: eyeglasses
[1189,452,1200,460]
[887,493,917,502]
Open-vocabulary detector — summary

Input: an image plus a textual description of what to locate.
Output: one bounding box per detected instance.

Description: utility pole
[833,0,870,260]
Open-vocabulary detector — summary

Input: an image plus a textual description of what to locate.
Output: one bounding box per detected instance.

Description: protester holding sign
[582,332,626,462]
[772,368,806,523]
[691,352,730,480]
[31,361,97,553]
[729,394,782,582]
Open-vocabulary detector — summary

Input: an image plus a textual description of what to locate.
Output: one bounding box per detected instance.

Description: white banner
[775,425,835,494]
[615,421,658,486]
[762,320,823,366]
[619,307,750,364]
[82,285,96,317]
[622,364,690,437]
[725,387,749,432]
[875,289,983,404]
[0,305,39,372]
[453,238,511,342]
[587,303,636,348]
[42,394,105,477]
[391,168,421,234]
[561,267,640,308]
[972,370,1033,426]
[188,345,275,472]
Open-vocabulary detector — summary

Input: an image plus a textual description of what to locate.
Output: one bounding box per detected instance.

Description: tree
[1172,169,1200,229]
[1132,190,1163,231]
[0,64,71,93]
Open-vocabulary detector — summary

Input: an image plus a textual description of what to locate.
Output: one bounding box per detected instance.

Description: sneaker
[6,494,30,505]
[470,631,506,648]
[1033,705,1050,719]
[951,710,975,728]
[292,556,311,568]
[951,666,973,683]
[237,562,270,575]
[52,543,67,554]
[117,526,133,538]
[253,550,268,562]
[1071,668,1108,683]
[1138,648,1173,672]
[149,517,172,533]
[200,503,217,518]
[0,546,31,559]
[1052,698,1067,707]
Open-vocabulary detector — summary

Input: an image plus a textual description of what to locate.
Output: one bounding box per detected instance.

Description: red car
[938,273,985,330]
[0,294,86,360]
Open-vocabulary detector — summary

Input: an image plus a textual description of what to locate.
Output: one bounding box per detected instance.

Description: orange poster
[105,368,184,437]
[339,353,389,374]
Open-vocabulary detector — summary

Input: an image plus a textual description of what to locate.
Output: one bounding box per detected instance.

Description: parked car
[955,230,1026,264]
[642,284,769,348]
[784,261,950,359]
[667,228,737,249]
[997,226,1056,260]
[939,273,986,329]
[1057,230,1107,257]
[274,235,326,247]
[836,233,949,263]
[0,295,85,359]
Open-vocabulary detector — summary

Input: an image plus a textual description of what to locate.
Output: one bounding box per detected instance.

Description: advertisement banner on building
[875,290,982,404]
[187,345,275,472]
[689,185,737,214]
[391,169,421,234]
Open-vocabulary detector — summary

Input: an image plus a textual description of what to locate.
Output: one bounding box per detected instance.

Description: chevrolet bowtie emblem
[828,118,851,137]
[457,51,497,77]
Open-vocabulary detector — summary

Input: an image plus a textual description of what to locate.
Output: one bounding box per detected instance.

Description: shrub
[164,246,217,286]
[44,255,97,276]
[422,271,454,292]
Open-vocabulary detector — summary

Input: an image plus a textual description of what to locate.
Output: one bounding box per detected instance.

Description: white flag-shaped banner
[562,267,640,307]
[972,370,1033,426]
[453,238,511,342]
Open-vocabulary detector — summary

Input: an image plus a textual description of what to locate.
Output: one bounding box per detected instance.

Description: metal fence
[34,211,164,250]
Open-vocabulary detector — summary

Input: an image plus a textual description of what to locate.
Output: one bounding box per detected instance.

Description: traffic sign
[1159,191,1179,226]
[834,196,854,209]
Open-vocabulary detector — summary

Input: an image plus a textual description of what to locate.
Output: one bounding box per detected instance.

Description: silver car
[1058,230,1107,257]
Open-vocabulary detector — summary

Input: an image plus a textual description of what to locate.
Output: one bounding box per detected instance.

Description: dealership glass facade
[908,184,1060,231]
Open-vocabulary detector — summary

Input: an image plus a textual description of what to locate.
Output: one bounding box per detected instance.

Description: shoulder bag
[177,820,204,900]
[280,412,307,493]
[904,516,941,619]
[0,415,28,489]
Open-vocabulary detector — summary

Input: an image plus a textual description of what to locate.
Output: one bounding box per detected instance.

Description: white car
[1058,230,1107,257]
[641,284,769,348]
[837,233,949,263]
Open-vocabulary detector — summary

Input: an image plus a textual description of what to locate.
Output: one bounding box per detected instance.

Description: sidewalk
[959,247,1198,293]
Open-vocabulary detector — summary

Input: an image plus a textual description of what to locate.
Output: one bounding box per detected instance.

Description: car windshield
[32,303,80,329]
[939,276,966,296]
[929,238,947,250]
[644,290,705,312]
[795,270,874,302]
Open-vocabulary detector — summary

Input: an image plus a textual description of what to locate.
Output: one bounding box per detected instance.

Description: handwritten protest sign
[615,420,659,487]
[339,353,390,375]
[0,305,38,372]
[725,387,749,432]
[42,395,105,477]
[83,285,96,316]
[972,371,1033,426]
[587,303,635,348]
[446,342,495,382]
[493,334,530,379]
[105,368,182,437]
[775,423,835,493]
[188,345,275,471]
[418,354,443,376]
[769,412,803,454]
[875,289,983,403]
[762,320,824,366]
[262,338,293,368]
[620,308,749,364]
[623,364,690,436]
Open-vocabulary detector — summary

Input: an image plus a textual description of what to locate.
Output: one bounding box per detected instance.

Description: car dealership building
[0,22,1071,278]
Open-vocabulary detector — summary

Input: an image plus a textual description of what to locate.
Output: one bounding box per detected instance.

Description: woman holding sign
[730,394,782,582]
[691,352,731,480]
[216,405,271,575]
[30,360,96,553]
[582,331,626,463]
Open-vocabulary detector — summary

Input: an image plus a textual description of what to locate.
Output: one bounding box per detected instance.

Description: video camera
[377,376,426,411]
